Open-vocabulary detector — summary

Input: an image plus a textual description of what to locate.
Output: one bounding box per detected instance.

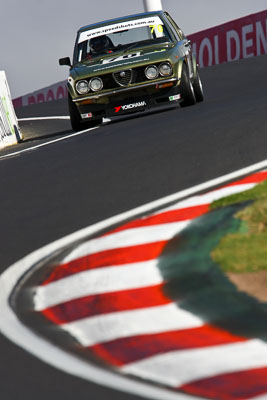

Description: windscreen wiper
[123,42,138,53]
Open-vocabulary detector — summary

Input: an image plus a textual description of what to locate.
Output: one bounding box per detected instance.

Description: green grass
[210,179,267,273]
[210,179,267,210]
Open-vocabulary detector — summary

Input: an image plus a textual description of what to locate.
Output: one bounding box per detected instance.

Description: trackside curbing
[1,167,267,400]
[0,71,22,149]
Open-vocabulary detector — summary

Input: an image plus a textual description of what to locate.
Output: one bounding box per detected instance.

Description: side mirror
[59,57,72,67]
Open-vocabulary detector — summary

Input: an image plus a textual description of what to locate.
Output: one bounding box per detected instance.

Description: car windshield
[75,15,172,63]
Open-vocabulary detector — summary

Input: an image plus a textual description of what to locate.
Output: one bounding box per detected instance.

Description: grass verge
[210,179,267,273]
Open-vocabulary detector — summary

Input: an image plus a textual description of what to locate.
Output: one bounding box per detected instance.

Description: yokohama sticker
[115,101,147,113]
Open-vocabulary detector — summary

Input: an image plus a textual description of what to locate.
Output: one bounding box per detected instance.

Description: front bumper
[73,78,181,120]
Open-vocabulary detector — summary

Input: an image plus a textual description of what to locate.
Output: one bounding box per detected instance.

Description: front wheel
[68,94,102,131]
[193,68,204,102]
[180,64,196,108]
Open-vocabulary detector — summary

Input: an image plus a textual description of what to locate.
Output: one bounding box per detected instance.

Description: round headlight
[145,65,159,80]
[76,80,89,95]
[159,63,173,77]
[89,77,103,92]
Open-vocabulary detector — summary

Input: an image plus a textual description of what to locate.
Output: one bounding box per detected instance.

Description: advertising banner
[188,10,267,67]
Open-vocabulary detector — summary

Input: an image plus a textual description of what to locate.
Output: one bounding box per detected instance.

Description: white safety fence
[0,71,22,150]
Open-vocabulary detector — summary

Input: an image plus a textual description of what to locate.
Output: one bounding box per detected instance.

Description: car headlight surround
[89,77,103,92]
[159,62,173,77]
[145,65,159,80]
[76,80,90,95]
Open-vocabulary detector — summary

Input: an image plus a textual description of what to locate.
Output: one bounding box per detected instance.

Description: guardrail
[12,9,267,109]
[0,71,22,149]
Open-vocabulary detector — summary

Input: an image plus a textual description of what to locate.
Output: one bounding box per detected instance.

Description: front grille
[85,63,172,93]
[113,70,133,86]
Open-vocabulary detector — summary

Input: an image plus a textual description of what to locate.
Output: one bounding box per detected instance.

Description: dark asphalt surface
[0,54,267,400]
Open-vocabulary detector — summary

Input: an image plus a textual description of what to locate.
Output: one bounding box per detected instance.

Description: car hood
[71,43,175,79]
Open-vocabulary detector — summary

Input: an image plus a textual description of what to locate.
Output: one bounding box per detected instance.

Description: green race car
[59,11,204,131]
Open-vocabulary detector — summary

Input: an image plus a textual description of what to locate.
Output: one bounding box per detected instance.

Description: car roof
[78,11,166,33]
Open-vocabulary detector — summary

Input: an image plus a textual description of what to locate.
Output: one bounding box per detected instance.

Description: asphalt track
[0,54,267,400]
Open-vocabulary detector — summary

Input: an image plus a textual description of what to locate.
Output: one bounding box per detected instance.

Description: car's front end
[70,44,183,121]
[59,11,202,130]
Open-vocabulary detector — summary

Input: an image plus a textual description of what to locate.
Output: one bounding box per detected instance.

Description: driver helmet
[90,35,110,54]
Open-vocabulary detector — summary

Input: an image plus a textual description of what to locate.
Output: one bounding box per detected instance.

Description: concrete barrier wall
[0,71,22,149]
[13,9,267,108]
[12,80,68,109]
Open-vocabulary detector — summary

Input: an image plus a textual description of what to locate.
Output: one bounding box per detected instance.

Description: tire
[180,63,196,108]
[193,68,204,102]
[68,93,82,131]
[68,94,102,131]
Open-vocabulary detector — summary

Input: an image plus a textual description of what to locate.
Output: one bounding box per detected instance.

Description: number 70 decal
[149,24,164,34]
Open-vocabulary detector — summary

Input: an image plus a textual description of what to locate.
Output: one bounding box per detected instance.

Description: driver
[89,35,112,55]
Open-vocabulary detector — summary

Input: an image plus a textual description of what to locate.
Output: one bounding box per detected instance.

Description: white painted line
[34,260,163,311]
[1,160,267,400]
[63,220,189,264]
[62,303,203,347]
[1,115,111,160]
[122,339,267,388]
[0,126,98,160]
[18,116,70,121]
[18,116,111,123]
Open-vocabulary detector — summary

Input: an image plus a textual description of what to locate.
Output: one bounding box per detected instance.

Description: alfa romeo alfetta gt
[59,11,204,131]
